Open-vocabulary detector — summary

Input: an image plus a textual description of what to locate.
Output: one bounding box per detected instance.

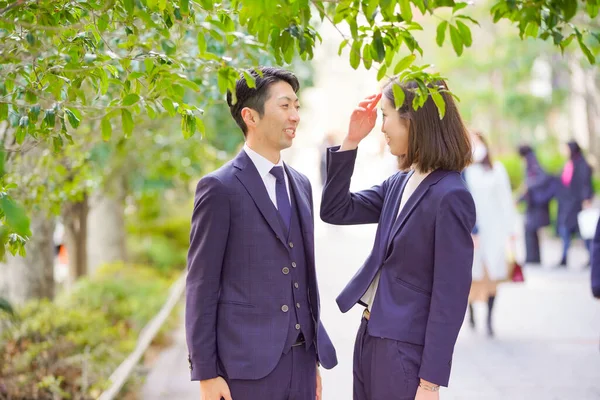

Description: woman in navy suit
[321,80,475,400]
[556,141,594,267]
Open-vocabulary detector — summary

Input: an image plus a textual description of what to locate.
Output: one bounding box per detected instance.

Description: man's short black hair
[227,67,300,136]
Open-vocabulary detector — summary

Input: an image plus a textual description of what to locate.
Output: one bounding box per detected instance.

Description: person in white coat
[464,132,517,337]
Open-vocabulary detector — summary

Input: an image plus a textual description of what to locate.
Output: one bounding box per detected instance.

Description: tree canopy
[0,0,598,256]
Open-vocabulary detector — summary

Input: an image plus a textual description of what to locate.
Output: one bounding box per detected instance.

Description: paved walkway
[141,217,600,400]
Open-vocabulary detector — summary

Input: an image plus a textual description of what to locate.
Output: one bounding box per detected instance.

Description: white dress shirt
[361,169,431,311]
[243,144,291,208]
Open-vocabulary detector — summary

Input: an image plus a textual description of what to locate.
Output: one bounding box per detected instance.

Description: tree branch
[0,0,33,16]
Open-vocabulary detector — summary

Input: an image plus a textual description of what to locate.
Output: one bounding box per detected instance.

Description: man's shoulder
[197,161,237,189]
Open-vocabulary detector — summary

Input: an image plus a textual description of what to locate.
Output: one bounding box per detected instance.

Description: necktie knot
[270,166,285,182]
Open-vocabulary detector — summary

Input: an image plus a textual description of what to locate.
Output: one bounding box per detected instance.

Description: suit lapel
[286,164,314,235]
[386,170,448,251]
[233,150,287,246]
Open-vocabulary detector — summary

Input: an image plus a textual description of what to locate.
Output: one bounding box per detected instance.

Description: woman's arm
[419,188,476,387]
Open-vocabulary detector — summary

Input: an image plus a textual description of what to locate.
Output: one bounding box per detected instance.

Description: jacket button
[296,303,301,309]
[294,282,299,289]
[295,323,301,330]
[282,267,290,275]
[292,262,297,268]
[282,305,289,312]
[289,242,294,248]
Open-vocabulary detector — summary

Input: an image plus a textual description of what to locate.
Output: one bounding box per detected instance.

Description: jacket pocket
[395,277,431,296]
[218,300,255,308]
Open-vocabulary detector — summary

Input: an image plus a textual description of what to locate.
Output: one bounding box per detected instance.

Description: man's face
[253,81,300,151]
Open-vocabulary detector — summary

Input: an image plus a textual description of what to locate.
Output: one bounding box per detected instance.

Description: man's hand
[414,385,440,400]
[199,376,232,400]
[316,366,322,400]
[341,93,381,151]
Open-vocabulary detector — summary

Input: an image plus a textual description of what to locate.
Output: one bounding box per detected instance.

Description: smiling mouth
[284,128,296,137]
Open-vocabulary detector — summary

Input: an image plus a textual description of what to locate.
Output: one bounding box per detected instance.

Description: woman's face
[471,134,487,163]
[380,96,410,158]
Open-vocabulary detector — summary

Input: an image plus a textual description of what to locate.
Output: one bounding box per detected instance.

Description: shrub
[0,263,175,400]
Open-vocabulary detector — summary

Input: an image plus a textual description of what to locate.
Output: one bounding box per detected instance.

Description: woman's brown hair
[382,79,472,172]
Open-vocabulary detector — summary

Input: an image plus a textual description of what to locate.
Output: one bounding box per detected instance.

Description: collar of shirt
[243,143,285,179]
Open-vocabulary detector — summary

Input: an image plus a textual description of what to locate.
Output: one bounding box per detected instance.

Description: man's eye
[282,104,289,108]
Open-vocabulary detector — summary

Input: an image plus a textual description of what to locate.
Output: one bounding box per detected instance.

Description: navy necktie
[270,166,291,232]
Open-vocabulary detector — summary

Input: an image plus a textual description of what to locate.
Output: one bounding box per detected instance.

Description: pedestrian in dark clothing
[556,140,594,267]
[517,145,558,265]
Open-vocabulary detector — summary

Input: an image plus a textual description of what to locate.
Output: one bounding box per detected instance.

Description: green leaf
[362,44,373,70]
[124,0,135,15]
[452,2,468,13]
[180,0,190,15]
[199,0,213,10]
[392,83,405,110]
[455,20,472,47]
[146,104,157,119]
[429,88,446,119]
[122,93,141,106]
[0,197,31,237]
[43,109,56,128]
[577,34,595,64]
[350,40,361,70]
[52,136,63,152]
[449,25,464,56]
[196,117,205,136]
[399,0,413,21]
[101,116,112,141]
[0,103,7,121]
[197,31,207,54]
[98,14,109,31]
[377,65,388,81]
[587,3,599,18]
[162,98,177,116]
[15,126,25,144]
[524,22,539,38]
[372,29,385,62]
[0,297,14,317]
[65,108,80,129]
[243,71,256,89]
[394,54,416,74]
[338,39,349,56]
[121,109,134,137]
[436,21,448,47]
[562,0,578,21]
[455,15,480,25]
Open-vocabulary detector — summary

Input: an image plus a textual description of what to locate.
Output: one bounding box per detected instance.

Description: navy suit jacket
[185,150,337,382]
[320,147,476,387]
[592,218,600,298]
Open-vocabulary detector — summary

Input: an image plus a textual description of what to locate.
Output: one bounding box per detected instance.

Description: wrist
[340,138,359,151]
[419,379,440,392]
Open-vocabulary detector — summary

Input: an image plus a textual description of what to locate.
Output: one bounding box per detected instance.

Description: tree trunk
[585,67,600,169]
[86,184,127,275]
[62,195,89,282]
[0,214,55,306]
[569,56,590,148]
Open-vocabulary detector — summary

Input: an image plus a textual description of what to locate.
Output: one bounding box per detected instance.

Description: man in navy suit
[185,67,337,400]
